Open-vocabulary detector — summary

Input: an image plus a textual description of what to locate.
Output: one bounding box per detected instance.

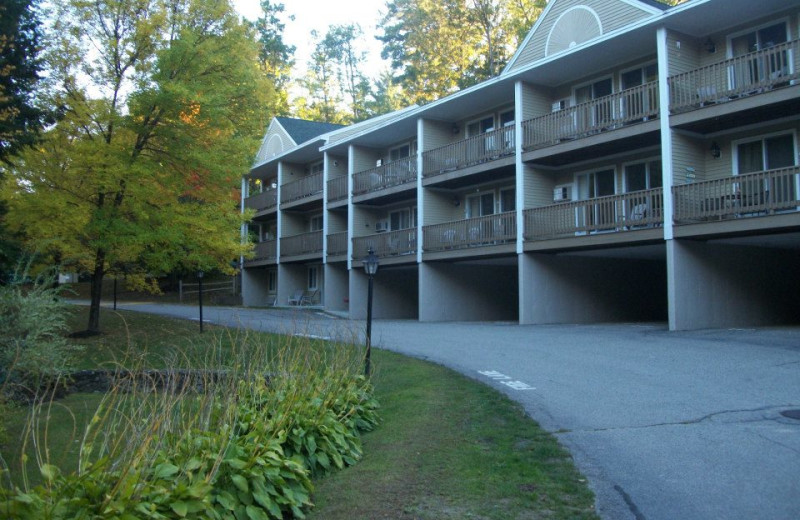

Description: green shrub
[0,264,80,395]
[0,329,379,519]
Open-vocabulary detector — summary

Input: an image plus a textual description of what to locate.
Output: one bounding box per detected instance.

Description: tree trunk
[87,249,106,333]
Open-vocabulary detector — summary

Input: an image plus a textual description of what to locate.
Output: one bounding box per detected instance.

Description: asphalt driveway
[84,302,800,520]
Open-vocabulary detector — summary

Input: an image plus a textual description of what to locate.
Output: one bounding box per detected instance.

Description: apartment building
[242,0,800,330]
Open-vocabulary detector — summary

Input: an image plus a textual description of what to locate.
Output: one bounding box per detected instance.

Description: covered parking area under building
[519,243,668,325]
[349,264,419,320]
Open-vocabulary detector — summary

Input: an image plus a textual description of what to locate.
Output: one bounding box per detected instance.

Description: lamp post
[197,270,204,333]
[362,247,379,377]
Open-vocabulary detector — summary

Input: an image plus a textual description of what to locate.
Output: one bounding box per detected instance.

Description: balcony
[669,39,799,114]
[352,229,416,261]
[244,189,277,214]
[280,230,323,259]
[522,82,659,152]
[353,157,417,197]
[244,239,277,266]
[327,231,348,258]
[523,189,664,241]
[423,126,516,179]
[673,166,800,224]
[327,176,348,204]
[423,212,516,252]
[280,173,323,205]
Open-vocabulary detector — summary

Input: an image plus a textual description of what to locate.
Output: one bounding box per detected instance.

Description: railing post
[179,279,183,303]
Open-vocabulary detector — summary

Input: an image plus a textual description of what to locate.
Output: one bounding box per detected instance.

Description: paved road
[83,302,800,520]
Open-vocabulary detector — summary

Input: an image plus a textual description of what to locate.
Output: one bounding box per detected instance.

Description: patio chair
[288,289,304,306]
[300,290,318,306]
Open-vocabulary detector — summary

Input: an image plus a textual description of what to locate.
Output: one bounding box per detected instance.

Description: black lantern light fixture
[710,141,721,159]
[362,247,379,377]
[197,270,205,333]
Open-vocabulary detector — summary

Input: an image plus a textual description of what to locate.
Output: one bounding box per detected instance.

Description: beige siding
[256,120,295,163]
[280,161,305,185]
[524,166,557,208]
[327,212,347,234]
[352,207,380,237]
[281,213,304,236]
[667,31,702,76]
[423,189,461,225]
[351,146,381,174]
[520,82,554,121]
[508,0,656,73]
[671,133,706,184]
[422,119,454,151]
[327,153,348,178]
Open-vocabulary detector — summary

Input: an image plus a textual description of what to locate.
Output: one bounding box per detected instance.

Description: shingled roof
[275,117,345,145]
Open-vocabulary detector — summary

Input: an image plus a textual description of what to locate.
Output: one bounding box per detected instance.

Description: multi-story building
[242,0,799,330]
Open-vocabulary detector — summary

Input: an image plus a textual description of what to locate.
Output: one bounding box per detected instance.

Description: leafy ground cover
[2,306,598,519]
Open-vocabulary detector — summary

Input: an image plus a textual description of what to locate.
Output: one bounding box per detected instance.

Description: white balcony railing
[669,39,800,113]
[523,188,664,240]
[673,167,800,223]
[423,126,516,178]
[423,212,516,251]
[521,81,659,151]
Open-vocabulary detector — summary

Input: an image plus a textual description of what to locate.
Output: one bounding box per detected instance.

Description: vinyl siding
[508,0,655,73]
[670,133,705,184]
[423,189,461,225]
[520,83,554,121]
[524,166,556,208]
[327,154,348,177]
[352,207,380,237]
[351,146,381,174]
[327,211,348,233]
[422,120,454,151]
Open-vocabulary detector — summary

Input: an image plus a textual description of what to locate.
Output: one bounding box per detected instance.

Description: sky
[232,0,389,81]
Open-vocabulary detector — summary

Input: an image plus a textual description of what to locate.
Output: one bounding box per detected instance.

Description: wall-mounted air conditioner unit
[552,99,569,112]
[375,221,389,232]
[553,184,572,202]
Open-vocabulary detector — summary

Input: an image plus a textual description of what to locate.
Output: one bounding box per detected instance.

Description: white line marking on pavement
[478,370,535,390]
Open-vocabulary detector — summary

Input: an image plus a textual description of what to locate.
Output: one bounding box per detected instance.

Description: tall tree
[2,0,270,333]
[324,24,372,122]
[378,0,547,104]
[294,28,351,124]
[0,0,50,165]
[253,0,295,115]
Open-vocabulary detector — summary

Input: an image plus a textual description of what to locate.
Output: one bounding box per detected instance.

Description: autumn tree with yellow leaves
[2,0,275,333]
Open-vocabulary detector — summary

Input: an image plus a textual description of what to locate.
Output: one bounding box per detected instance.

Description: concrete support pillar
[419,262,517,322]
[277,264,306,306]
[241,267,272,307]
[324,264,349,312]
[667,239,800,330]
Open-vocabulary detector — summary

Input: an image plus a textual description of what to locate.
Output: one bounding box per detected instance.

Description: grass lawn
[3,306,598,519]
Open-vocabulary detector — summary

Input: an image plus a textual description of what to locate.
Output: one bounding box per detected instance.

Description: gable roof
[275,117,345,145]
[502,0,669,75]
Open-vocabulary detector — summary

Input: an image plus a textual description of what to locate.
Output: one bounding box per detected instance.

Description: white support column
[657,26,674,241]
[322,152,330,264]
[514,80,525,256]
[276,163,283,261]
[416,117,425,265]
[347,145,355,271]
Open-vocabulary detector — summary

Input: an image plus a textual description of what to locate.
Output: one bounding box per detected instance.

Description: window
[268,270,277,293]
[309,161,324,175]
[467,116,494,137]
[307,266,319,290]
[621,64,658,119]
[729,22,789,88]
[389,144,411,161]
[467,192,495,218]
[499,110,515,150]
[577,169,615,199]
[500,188,516,212]
[310,215,323,232]
[735,132,797,206]
[574,77,613,127]
[389,208,411,230]
[624,161,662,192]
[736,133,795,174]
